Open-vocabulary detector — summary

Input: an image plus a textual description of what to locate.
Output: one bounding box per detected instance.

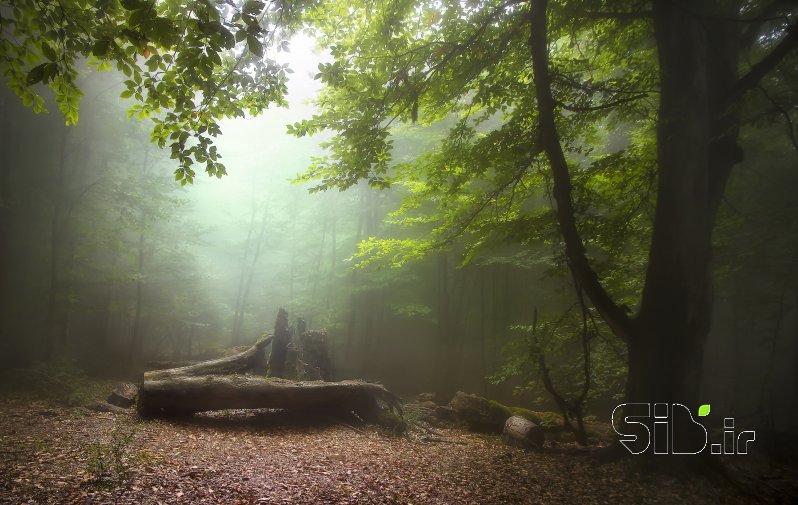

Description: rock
[107,383,139,408]
[432,405,456,422]
[503,415,544,449]
[416,392,437,403]
[420,404,457,426]
[447,391,511,433]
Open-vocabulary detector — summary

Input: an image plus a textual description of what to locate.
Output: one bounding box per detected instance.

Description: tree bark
[145,337,272,381]
[269,308,291,378]
[137,375,401,419]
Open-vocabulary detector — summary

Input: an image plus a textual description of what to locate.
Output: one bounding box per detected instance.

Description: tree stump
[269,308,291,378]
[107,383,139,408]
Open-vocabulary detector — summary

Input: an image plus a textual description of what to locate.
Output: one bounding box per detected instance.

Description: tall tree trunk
[233,205,268,345]
[45,127,70,361]
[326,193,337,310]
[232,207,257,344]
[629,0,741,411]
[435,251,452,400]
[345,189,366,366]
[130,232,146,363]
[0,94,10,361]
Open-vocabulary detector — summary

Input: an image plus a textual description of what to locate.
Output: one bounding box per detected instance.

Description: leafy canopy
[0,0,312,184]
[294,0,656,308]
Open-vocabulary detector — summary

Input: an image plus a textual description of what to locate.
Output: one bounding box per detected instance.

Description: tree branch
[757,85,798,152]
[528,0,634,343]
[579,10,652,20]
[554,93,649,113]
[730,21,798,104]
[740,0,796,50]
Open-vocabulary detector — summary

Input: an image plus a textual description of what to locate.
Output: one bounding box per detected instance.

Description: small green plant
[84,423,137,487]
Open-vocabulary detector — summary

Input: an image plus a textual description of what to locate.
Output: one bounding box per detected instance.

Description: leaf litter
[1,398,796,504]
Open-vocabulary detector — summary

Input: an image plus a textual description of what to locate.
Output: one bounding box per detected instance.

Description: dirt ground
[1,397,796,505]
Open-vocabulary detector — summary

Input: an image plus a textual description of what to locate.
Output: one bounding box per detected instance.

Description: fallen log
[144,337,272,381]
[137,374,402,421]
[448,391,511,433]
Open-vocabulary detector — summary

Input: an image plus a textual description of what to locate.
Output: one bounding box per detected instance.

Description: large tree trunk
[626,2,742,440]
[137,375,401,420]
[144,337,272,381]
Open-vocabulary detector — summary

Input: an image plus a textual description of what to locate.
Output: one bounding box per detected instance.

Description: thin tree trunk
[45,127,70,361]
[326,193,337,310]
[130,231,146,363]
[435,251,451,400]
[233,205,268,344]
[0,94,11,359]
[232,207,257,344]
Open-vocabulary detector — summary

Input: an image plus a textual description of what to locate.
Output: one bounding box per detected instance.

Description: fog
[0,32,796,437]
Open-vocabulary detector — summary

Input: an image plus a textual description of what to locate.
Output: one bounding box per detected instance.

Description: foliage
[0,0,313,183]
[84,422,137,487]
[290,0,658,403]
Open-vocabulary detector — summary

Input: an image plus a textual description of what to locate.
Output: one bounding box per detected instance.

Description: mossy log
[144,337,272,381]
[448,391,511,433]
[137,374,402,420]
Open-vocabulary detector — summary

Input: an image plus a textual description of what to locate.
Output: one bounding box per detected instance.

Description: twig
[419,436,467,445]
[409,420,442,437]
[327,417,366,435]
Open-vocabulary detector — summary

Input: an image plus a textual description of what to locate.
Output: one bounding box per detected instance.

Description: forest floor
[1,393,797,505]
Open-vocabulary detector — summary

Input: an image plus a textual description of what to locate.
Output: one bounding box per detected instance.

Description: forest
[0,0,797,503]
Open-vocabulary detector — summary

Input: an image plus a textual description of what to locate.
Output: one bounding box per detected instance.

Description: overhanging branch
[730,21,798,104]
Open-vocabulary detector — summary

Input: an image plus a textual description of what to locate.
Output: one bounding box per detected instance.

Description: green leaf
[120,0,144,10]
[698,404,710,417]
[242,0,265,15]
[247,35,262,57]
[41,43,57,61]
[26,63,47,85]
[91,39,111,58]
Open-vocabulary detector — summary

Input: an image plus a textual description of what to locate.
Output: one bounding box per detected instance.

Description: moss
[509,407,563,429]
[374,409,407,435]
[488,400,513,419]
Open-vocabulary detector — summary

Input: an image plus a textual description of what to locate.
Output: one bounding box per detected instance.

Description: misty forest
[0,0,797,503]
